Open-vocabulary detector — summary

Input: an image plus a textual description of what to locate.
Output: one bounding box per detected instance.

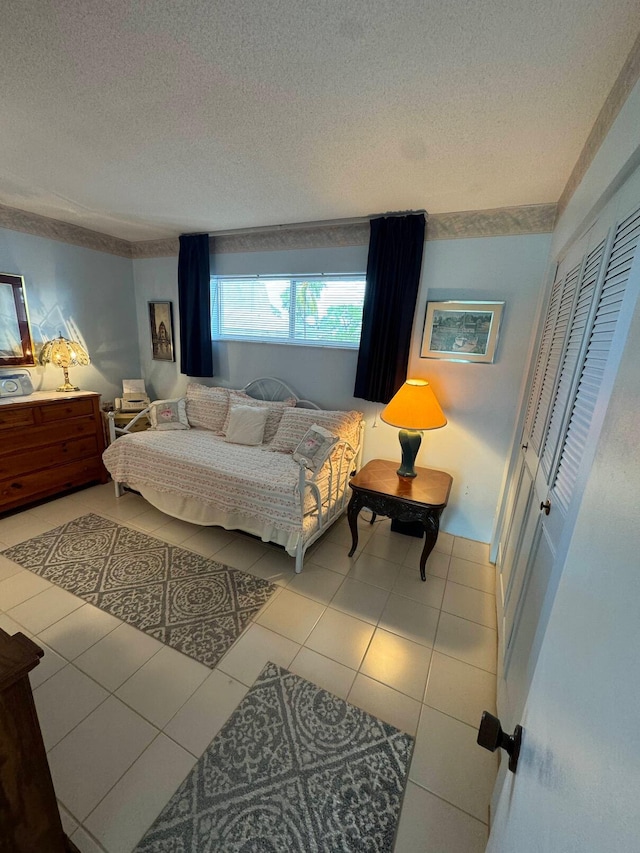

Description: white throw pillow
[224,405,269,446]
[292,424,339,471]
[223,390,297,443]
[149,398,190,430]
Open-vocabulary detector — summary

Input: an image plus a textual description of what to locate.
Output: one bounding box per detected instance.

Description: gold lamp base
[55,366,79,392]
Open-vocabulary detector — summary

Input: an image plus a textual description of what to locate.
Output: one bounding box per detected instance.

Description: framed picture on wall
[0,272,36,366]
[148,301,175,362]
[421,300,505,363]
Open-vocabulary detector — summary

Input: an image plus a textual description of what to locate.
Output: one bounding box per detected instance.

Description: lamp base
[396,429,423,478]
[56,382,80,392]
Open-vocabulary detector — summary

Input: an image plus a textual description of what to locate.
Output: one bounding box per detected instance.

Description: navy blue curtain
[178,234,214,377]
[353,213,426,403]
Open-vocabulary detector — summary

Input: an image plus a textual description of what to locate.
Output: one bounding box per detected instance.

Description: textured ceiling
[1,0,639,241]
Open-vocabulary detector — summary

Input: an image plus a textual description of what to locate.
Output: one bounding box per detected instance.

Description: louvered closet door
[498,196,640,728]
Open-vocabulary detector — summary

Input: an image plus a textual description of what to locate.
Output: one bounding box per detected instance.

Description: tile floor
[0,483,498,853]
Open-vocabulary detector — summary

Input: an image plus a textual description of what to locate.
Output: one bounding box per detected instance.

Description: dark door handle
[521,443,528,451]
[540,500,551,515]
[477,711,523,773]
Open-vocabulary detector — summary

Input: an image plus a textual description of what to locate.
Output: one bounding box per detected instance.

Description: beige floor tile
[0,569,52,611]
[324,515,375,549]
[329,577,390,624]
[211,537,269,570]
[360,629,431,700]
[394,782,489,852]
[0,611,31,636]
[392,568,446,609]
[48,695,157,821]
[442,581,497,629]
[378,595,440,647]
[434,612,497,674]
[70,827,106,853]
[115,645,210,728]
[347,552,402,590]
[58,803,79,838]
[86,493,149,523]
[452,537,492,566]
[256,588,325,643]
[362,531,412,564]
[85,734,197,852]
[180,525,236,557]
[347,674,421,735]
[434,530,455,555]
[8,585,84,634]
[285,563,344,605]
[34,664,109,751]
[218,623,300,686]
[0,514,57,546]
[448,556,496,594]
[307,538,359,576]
[38,604,121,661]
[424,651,497,726]
[289,648,357,699]
[164,669,249,757]
[402,544,451,579]
[30,500,86,526]
[74,623,165,692]
[29,639,68,690]
[0,553,24,582]
[128,506,175,532]
[410,706,497,822]
[244,549,295,587]
[151,517,205,545]
[304,608,375,669]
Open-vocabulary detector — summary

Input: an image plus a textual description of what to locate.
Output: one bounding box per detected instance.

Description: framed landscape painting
[421,300,504,363]
[148,301,175,362]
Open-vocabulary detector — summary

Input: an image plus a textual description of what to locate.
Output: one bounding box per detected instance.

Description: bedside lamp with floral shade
[39,334,91,392]
[380,378,447,478]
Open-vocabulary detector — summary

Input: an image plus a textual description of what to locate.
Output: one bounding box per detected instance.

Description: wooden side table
[347,459,453,581]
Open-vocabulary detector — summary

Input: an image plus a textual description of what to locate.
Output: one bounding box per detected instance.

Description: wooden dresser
[0,391,108,513]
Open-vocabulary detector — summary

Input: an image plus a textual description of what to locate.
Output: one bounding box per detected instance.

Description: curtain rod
[205,210,428,239]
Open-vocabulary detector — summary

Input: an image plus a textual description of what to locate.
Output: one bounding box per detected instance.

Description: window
[211,275,366,348]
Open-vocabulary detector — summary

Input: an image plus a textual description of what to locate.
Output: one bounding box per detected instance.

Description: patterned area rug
[1,513,276,668]
[134,662,414,852]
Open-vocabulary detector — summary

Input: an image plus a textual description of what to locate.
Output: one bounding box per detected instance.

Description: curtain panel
[178,233,214,377]
[354,213,426,403]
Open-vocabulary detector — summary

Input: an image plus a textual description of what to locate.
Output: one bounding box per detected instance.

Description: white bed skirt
[129,481,303,556]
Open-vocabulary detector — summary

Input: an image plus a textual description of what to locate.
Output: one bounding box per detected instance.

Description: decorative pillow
[149,398,190,431]
[269,407,363,453]
[224,405,269,446]
[292,424,339,471]
[185,384,229,433]
[222,390,297,443]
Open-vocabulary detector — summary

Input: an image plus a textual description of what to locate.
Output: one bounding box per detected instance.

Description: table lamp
[39,334,91,392]
[380,378,446,478]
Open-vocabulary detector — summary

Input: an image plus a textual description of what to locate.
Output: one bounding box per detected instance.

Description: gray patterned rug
[134,661,414,852]
[1,513,276,668]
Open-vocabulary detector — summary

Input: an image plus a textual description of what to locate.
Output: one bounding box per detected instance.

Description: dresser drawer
[0,417,99,455]
[0,407,36,430]
[0,458,105,511]
[0,436,99,480]
[39,398,95,423]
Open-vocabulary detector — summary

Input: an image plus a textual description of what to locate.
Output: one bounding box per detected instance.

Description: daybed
[102,378,364,573]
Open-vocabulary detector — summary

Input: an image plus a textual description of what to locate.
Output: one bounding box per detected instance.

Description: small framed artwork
[0,272,36,366]
[421,300,505,363]
[148,301,175,362]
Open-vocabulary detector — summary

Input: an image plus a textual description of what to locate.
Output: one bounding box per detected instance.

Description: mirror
[0,273,36,366]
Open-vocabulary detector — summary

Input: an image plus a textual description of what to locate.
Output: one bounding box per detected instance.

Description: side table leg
[419,512,441,582]
[347,493,363,557]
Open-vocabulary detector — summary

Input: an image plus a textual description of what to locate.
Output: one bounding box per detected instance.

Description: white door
[496,182,640,729]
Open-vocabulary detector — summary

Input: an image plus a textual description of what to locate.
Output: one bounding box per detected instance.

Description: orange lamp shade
[380,379,447,431]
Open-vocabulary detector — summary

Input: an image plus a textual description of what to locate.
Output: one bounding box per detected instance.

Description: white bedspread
[102,429,330,538]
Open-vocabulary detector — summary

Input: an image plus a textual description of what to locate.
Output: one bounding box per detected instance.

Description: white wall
[0,228,140,402]
[132,232,551,543]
